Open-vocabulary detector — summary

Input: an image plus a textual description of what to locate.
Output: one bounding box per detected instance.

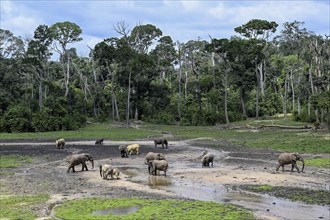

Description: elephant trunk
[301,159,305,172]
[90,159,94,169]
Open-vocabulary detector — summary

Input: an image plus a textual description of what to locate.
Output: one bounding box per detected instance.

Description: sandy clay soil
[0,137,329,220]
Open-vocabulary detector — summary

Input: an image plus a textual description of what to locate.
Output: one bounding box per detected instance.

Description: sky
[1,0,329,57]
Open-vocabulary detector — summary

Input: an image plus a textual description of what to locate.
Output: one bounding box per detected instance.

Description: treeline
[0,19,329,132]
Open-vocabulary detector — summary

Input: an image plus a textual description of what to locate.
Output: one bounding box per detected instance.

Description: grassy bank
[54,197,255,220]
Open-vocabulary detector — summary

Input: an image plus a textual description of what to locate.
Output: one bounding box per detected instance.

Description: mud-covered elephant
[67,153,94,172]
[201,150,214,167]
[118,145,129,158]
[56,138,65,149]
[154,138,168,149]
[276,153,305,173]
[127,144,140,155]
[99,164,113,179]
[149,160,168,176]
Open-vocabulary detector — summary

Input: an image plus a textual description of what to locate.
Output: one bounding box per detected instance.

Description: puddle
[93,206,139,216]
[124,165,329,220]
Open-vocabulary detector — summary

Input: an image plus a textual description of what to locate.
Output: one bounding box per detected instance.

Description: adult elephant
[67,153,94,173]
[276,153,304,173]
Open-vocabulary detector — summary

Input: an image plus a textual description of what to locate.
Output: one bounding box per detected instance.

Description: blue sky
[1,0,329,57]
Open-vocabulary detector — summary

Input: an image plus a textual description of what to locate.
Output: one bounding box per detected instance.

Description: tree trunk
[38,78,43,111]
[224,70,229,124]
[177,43,182,123]
[126,68,132,128]
[240,87,247,119]
[255,63,260,119]
[283,74,288,120]
[290,69,295,113]
[64,55,70,97]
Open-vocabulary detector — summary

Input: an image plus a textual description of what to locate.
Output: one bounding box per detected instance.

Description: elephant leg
[275,163,281,171]
[292,162,300,173]
[72,166,76,172]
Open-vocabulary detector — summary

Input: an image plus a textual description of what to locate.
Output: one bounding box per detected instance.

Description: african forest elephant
[154,138,168,149]
[144,152,166,174]
[56,138,65,149]
[99,164,113,179]
[67,153,94,172]
[201,150,214,167]
[127,144,140,155]
[95,138,104,145]
[149,160,168,176]
[118,145,129,158]
[276,153,305,173]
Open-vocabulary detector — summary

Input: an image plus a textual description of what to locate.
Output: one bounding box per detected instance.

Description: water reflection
[93,206,139,216]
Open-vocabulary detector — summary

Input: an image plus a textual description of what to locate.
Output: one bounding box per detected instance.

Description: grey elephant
[201,150,214,167]
[118,145,129,158]
[95,138,104,145]
[67,153,94,173]
[56,138,65,149]
[149,160,168,176]
[276,153,305,173]
[154,138,168,149]
[144,152,166,174]
[100,164,113,179]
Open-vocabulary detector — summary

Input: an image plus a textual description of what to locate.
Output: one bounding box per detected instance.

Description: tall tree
[50,21,82,97]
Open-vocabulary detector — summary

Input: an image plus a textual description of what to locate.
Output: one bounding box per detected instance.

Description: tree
[235,19,278,118]
[50,21,82,97]
[26,25,53,111]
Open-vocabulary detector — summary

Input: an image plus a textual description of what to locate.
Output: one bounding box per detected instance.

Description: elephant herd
[57,138,305,181]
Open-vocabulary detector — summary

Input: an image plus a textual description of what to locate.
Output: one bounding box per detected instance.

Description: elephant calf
[56,138,65,149]
[100,164,113,179]
[276,153,305,173]
[201,150,214,167]
[67,153,94,173]
[149,160,168,176]
[118,145,129,158]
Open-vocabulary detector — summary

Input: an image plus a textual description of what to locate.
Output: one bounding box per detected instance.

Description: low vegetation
[236,185,330,205]
[0,154,33,169]
[54,197,255,220]
[0,194,49,220]
[305,158,330,168]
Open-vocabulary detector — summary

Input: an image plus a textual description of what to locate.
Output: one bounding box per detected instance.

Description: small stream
[121,166,329,220]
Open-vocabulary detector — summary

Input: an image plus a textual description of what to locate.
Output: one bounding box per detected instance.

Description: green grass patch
[238,185,330,205]
[305,158,330,168]
[0,193,49,220]
[54,197,255,220]
[0,154,33,168]
[0,118,329,154]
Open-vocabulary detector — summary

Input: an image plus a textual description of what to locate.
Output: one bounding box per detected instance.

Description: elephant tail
[99,165,103,177]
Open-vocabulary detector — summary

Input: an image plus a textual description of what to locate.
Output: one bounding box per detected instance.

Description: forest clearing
[0,119,329,219]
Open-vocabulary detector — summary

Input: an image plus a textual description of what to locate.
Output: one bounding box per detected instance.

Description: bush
[1,104,31,132]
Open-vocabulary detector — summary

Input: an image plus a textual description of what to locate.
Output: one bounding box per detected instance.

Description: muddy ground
[0,137,329,220]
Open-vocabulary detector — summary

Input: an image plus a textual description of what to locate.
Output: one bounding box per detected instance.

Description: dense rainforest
[0,19,329,132]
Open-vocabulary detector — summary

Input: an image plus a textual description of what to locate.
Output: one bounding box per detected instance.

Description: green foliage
[1,104,31,132]
[239,185,330,205]
[305,158,330,168]
[54,198,254,220]
[0,194,49,220]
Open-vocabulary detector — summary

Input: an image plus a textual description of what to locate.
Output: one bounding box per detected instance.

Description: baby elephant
[201,150,214,167]
[276,153,305,173]
[149,160,168,176]
[118,145,129,158]
[100,164,113,179]
[95,138,104,145]
[67,153,94,173]
[154,138,168,149]
[56,138,65,149]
